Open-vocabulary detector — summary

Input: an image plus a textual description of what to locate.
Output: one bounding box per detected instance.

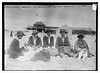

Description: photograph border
[2,2,98,71]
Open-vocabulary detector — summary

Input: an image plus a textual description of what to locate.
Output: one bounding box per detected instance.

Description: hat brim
[60,31,68,34]
[45,31,53,33]
[15,34,25,36]
[59,29,68,34]
[15,31,25,36]
[77,35,85,38]
[32,32,38,35]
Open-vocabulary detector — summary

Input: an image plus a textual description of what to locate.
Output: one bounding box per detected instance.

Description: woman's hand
[24,43,27,47]
[36,45,41,48]
[23,49,29,52]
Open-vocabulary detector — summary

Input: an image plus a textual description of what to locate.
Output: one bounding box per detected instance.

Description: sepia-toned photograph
[3,2,97,71]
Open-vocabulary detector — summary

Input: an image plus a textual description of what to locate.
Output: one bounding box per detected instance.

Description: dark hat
[32,30,39,35]
[59,29,68,34]
[15,31,25,36]
[45,29,53,33]
[77,34,85,38]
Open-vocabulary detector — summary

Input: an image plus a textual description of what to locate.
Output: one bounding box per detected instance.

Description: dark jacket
[73,39,94,57]
[43,35,54,47]
[55,36,71,48]
[74,39,89,50]
[9,39,24,59]
[28,36,42,47]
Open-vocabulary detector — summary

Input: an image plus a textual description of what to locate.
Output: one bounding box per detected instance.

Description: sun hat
[59,29,68,34]
[15,31,25,36]
[45,29,53,33]
[32,30,39,35]
[77,34,85,38]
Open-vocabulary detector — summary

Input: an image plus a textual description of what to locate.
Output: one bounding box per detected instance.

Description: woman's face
[47,32,50,37]
[32,34,37,38]
[61,32,65,37]
[79,37,84,40]
[65,33,68,37]
[18,35,23,40]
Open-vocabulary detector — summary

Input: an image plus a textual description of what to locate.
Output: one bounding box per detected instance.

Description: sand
[4,31,96,70]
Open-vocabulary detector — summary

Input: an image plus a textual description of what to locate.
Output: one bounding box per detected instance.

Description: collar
[15,37,19,41]
[46,34,51,37]
[32,36,37,39]
[59,35,65,38]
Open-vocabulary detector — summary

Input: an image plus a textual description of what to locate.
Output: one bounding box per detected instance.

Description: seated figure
[43,29,54,48]
[74,34,94,58]
[28,30,42,48]
[55,29,74,57]
[9,31,26,59]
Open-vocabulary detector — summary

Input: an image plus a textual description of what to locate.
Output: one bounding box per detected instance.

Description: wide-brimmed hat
[77,34,85,38]
[32,30,39,35]
[15,31,25,36]
[45,29,53,33]
[59,29,68,34]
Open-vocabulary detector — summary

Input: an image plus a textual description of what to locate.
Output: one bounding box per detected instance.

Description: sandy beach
[4,31,96,71]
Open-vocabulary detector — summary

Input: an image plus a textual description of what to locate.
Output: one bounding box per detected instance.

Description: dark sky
[5,5,96,31]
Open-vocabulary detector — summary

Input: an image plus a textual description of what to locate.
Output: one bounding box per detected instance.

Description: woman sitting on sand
[43,29,58,56]
[55,29,74,58]
[43,29,54,48]
[28,30,42,48]
[74,34,94,58]
[23,30,50,62]
[8,31,26,59]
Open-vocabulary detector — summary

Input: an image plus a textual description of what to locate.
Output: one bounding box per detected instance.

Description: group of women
[8,29,94,62]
